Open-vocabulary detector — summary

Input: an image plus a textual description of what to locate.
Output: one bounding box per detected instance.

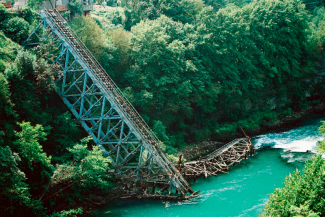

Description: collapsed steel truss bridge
[23,9,193,198]
[24,9,254,199]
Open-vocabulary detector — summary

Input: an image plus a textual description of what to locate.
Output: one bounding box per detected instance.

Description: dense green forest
[86,0,325,154]
[2,0,325,215]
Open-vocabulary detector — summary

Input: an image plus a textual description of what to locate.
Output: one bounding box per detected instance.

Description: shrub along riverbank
[262,122,325,216]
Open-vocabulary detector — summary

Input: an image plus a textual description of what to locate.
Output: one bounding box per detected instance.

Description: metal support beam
[24,9,193,197]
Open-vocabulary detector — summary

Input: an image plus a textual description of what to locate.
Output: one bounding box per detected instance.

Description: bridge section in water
[178,138,254,180]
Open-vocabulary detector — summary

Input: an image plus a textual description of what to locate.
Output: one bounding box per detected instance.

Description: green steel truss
[23,9,193,197]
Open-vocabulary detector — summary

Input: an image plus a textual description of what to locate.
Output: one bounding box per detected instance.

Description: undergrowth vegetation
[263,155,325,216]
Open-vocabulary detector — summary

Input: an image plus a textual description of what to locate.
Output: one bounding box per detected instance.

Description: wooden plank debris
[176,137,254,180]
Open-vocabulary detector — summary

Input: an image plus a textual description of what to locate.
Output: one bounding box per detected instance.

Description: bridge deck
[178,138,254,179]
[202,138,248,160]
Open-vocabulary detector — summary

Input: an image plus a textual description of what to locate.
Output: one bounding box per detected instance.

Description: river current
[90,116,325,217]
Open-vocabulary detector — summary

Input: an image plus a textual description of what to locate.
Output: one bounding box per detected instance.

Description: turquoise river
[90,116,325,217]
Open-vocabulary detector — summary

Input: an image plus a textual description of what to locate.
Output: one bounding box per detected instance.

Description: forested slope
[84,0,325,153]
[2,0,325,216]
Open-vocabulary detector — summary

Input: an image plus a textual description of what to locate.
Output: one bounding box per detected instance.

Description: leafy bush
[317,121,325,153]
[0,60,5,72]
[263,155,325,216]
[49,208,83,217]
[26,0,44,10]
[49,138,113,206]
[0,4,12,26]
[3,17,29,43]
[282,108,292,116]
[0,73,16,138]
[13,122,54,196]
[263,111,277,123]
[68,0,83,15]
[69,16,105,59]
[0,146,42,216]
[0,31,21,61]
[217,123,238,137]
[19,8,39,24]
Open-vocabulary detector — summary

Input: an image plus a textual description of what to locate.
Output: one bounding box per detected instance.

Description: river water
[90,116,325,217]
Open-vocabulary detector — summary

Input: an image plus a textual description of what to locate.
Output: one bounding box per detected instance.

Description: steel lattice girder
[23,9,193,196]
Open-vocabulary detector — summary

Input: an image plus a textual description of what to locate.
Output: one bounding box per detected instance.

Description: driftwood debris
[176,138,254,179]
[119,137,254,200]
